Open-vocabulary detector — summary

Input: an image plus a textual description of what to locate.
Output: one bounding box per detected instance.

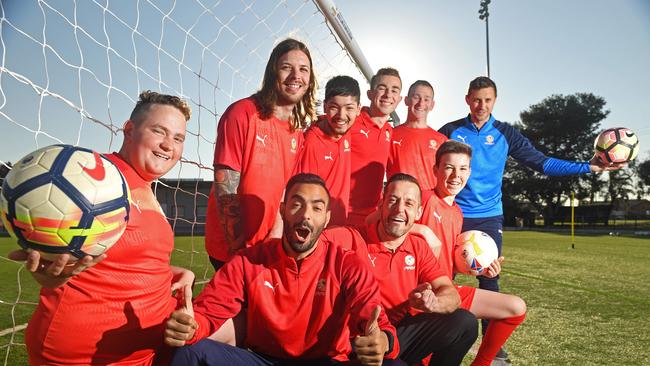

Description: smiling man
[438,77,620,361]
[418,140,527,365]
[348,67,402,227]
[387,80,447,191]
[204,38,317,271]
[293,75,361,226]
[357,173,478,365]
[165,173,403,366]
[13,91,195,365]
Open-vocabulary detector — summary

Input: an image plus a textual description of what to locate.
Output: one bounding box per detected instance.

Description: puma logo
[456,135,467,143]
[359,129,369,138]
[256,134,268,146]
[392,139,402,146]
[264,280,278,294]
[79,152,106,181]
[368,255,377,267]
[131,199,142,214]
[324,152,333,161]
[433,211,442,223]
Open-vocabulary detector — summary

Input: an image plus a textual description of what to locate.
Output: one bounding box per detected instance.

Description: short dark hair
[130,90,191,122]
[325,75,360,103]
[384,173,422,204]
[284,173,330,206]
[407,80,434,98]
[370,67,401,90]
[467,76,497,96]
[435,140,473,167]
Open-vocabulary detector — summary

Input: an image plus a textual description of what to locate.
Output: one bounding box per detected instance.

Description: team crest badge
[405,255,415,266]
[429,140,438,150]
[404,255,415,270]
[344,139,351,152]
[291,137,297,153]
[385,130,390,142]
[485,135,494,145]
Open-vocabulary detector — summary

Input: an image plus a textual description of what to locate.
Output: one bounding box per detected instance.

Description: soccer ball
[454,230,498,276]
[0,145,130,260]
[594,127,639,164]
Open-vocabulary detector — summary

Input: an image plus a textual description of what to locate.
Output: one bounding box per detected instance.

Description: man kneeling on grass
[164,173,404,366]
[419,140,527,365]
[325,173,479,365]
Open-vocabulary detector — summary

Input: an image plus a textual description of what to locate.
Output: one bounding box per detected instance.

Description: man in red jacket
[326,174,479,365]
[165,173,404,366]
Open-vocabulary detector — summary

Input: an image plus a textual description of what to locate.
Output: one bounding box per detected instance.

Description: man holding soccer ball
[418,140,527,365]
[10,91,195,365]
[438,76,623,361]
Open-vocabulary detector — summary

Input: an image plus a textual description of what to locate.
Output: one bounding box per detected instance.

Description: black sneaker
[491,348,512,366]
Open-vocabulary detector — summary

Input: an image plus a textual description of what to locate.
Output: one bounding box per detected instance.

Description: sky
[0,0,648,179]
[335,0,650,159]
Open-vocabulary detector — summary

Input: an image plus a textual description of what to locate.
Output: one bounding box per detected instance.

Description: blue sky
[336,0,650,160]
[0,0,648,179]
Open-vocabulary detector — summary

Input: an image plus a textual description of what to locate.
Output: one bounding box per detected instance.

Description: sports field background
[1,231,649,365]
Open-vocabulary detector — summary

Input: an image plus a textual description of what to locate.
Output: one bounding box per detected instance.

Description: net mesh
[0,0,367,362]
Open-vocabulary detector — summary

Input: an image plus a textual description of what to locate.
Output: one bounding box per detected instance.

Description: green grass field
[1,232,649,365]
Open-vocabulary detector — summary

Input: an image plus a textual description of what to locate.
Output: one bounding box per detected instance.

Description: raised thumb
[364,305,381,336]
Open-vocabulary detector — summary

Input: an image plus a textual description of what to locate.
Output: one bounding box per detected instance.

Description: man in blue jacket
[439,76,622,362]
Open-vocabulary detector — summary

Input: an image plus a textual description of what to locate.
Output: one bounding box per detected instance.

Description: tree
[606,168,635,201]
[634,157,650,198]
[506,93,609,225]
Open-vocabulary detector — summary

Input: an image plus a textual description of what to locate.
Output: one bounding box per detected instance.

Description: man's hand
[9,249,106,288]
[353,305,388,366]
[589,155,626,173]
[170,266,196,294]
[165,285,198,347]
[409,282,447,313]
[483,256,504,278]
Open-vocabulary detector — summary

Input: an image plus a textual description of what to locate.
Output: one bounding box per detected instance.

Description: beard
[283,220,325,255]
[381,214,410,239]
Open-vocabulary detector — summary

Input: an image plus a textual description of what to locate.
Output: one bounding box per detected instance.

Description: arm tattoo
[214,167,240,197]
[214,167,243,250]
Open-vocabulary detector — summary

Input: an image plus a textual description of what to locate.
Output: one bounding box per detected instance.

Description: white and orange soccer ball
[594,127,639,164]
[0,145,130,260]
[454,230,498,276]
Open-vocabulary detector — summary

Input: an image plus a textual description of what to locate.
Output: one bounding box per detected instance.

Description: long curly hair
[254,38,317,131]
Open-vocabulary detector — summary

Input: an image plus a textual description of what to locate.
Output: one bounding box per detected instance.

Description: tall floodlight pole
[478,0,491,77]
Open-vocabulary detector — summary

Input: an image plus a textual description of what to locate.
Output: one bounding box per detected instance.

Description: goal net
[0,0,368,363]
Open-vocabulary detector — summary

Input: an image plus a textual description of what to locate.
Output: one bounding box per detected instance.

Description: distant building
[154,178,212,236]
[609,198,650,219]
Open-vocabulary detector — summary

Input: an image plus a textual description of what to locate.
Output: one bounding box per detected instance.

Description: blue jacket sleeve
[497,121,591,176]
[542,158,591,176]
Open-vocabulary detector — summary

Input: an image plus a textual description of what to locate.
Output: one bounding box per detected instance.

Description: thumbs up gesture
[164,285,198,347]
[353,305,389,366]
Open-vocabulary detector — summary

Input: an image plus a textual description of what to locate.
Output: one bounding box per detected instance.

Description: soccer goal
[0,0,370,363]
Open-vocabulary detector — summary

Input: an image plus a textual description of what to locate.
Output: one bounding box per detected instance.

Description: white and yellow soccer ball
[454,230,498,276]
[0,145,130,260]
[594,127,639,164]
